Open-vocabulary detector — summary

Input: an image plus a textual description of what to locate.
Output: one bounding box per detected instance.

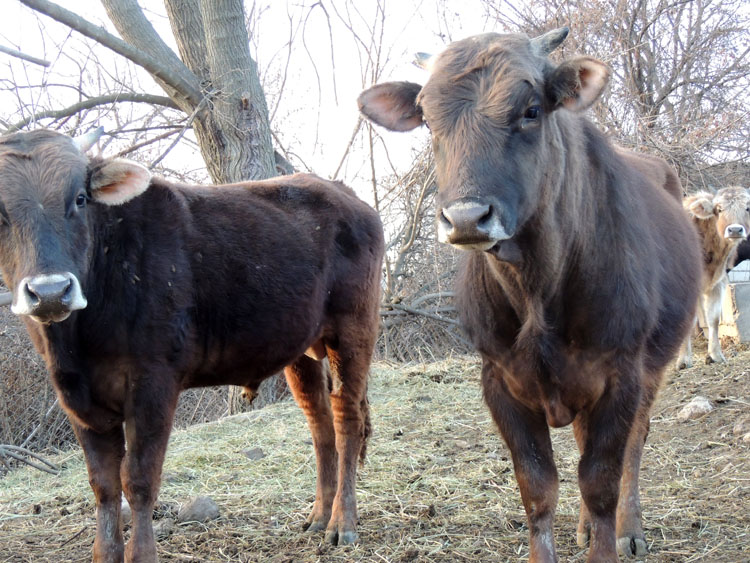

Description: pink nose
[439,202,493,245]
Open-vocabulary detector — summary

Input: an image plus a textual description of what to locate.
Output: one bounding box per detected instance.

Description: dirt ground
[0,338,748,562]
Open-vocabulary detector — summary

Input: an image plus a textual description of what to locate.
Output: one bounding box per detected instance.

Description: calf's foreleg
[703,280,727,364]
[73,423,126,563]
[121,381,179,563]
[576,371,640,563]
[482,363,559,563]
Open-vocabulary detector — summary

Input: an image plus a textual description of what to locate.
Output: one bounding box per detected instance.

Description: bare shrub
[372,146,471,362]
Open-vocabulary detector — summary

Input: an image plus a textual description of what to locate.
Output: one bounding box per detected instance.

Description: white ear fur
[685,195,715,220]
[90,159,151,206]
[561,58,610,111]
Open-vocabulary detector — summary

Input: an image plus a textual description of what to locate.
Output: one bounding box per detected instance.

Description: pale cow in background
[678,186,750,368]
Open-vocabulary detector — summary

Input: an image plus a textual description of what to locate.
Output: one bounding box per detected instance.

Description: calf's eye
[524,106,541,119]
[75,193,88,208]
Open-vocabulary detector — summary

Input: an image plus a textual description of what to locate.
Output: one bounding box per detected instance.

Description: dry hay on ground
[0,343,748,562]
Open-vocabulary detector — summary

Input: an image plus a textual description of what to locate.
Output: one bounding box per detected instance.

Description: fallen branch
[382,302,460,326]
[0,444,59,475]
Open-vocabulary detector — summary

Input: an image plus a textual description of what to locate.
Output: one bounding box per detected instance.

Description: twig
[114,128,183,158]
[59,527,87,547]
[149,98,206,169]
[20,398,60,449]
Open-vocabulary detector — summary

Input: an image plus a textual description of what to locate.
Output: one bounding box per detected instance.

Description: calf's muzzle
[724,224,747,239]
[12,273,87,323]
[437,198,510,250]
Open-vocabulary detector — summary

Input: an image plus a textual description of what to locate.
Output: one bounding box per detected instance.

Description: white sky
[0,1,495,197]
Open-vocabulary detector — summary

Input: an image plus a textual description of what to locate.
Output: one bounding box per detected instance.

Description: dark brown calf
[359,28,701,562]
[0,129,384,562]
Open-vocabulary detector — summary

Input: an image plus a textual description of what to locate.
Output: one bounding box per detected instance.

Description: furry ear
[684,193,716,220]
[413,52,436,71]
[357,81,424,132]
[546,56,610,112]
[89,159,151,206]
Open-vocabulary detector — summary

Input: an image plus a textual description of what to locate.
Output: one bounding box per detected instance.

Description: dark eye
[75,193,88,208]
[524,106,541,120]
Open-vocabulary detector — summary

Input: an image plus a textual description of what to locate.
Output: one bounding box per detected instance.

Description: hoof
[324,528,359,546]
[617,535,648,557]
[302,519,327,533]
[302,507,330,533]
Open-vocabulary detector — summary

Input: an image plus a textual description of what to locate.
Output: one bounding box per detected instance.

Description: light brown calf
[678,187,750,367]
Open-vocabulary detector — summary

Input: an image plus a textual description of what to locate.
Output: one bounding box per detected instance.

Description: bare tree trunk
[199,0,275,182]
[103,0,275,184]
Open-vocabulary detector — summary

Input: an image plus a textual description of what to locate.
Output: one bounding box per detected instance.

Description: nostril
[439,208,449,223]
[22,282,40,306]
[477,205,493,228]
[60,279,74,304]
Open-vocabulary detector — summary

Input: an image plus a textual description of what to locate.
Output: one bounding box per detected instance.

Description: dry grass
[0,346,749,562]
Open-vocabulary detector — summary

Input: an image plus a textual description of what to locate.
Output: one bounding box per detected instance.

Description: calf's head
[358,28,609,254]
[686,187,750,247]
[0,129,151,323]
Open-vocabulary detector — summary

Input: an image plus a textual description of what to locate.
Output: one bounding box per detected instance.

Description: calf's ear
[545,56,610,112]
[89,159,152,206]
[685,195,716,220]
[358,81,424,132]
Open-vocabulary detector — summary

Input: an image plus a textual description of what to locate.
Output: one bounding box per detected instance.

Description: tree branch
[19,0,203,110]
[6,93,178,133]
[164,0,210,81]
[0,44,50,67]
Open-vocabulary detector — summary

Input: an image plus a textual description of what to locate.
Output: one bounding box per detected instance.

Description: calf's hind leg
[324,323,376,545]
[284,355,337,533]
